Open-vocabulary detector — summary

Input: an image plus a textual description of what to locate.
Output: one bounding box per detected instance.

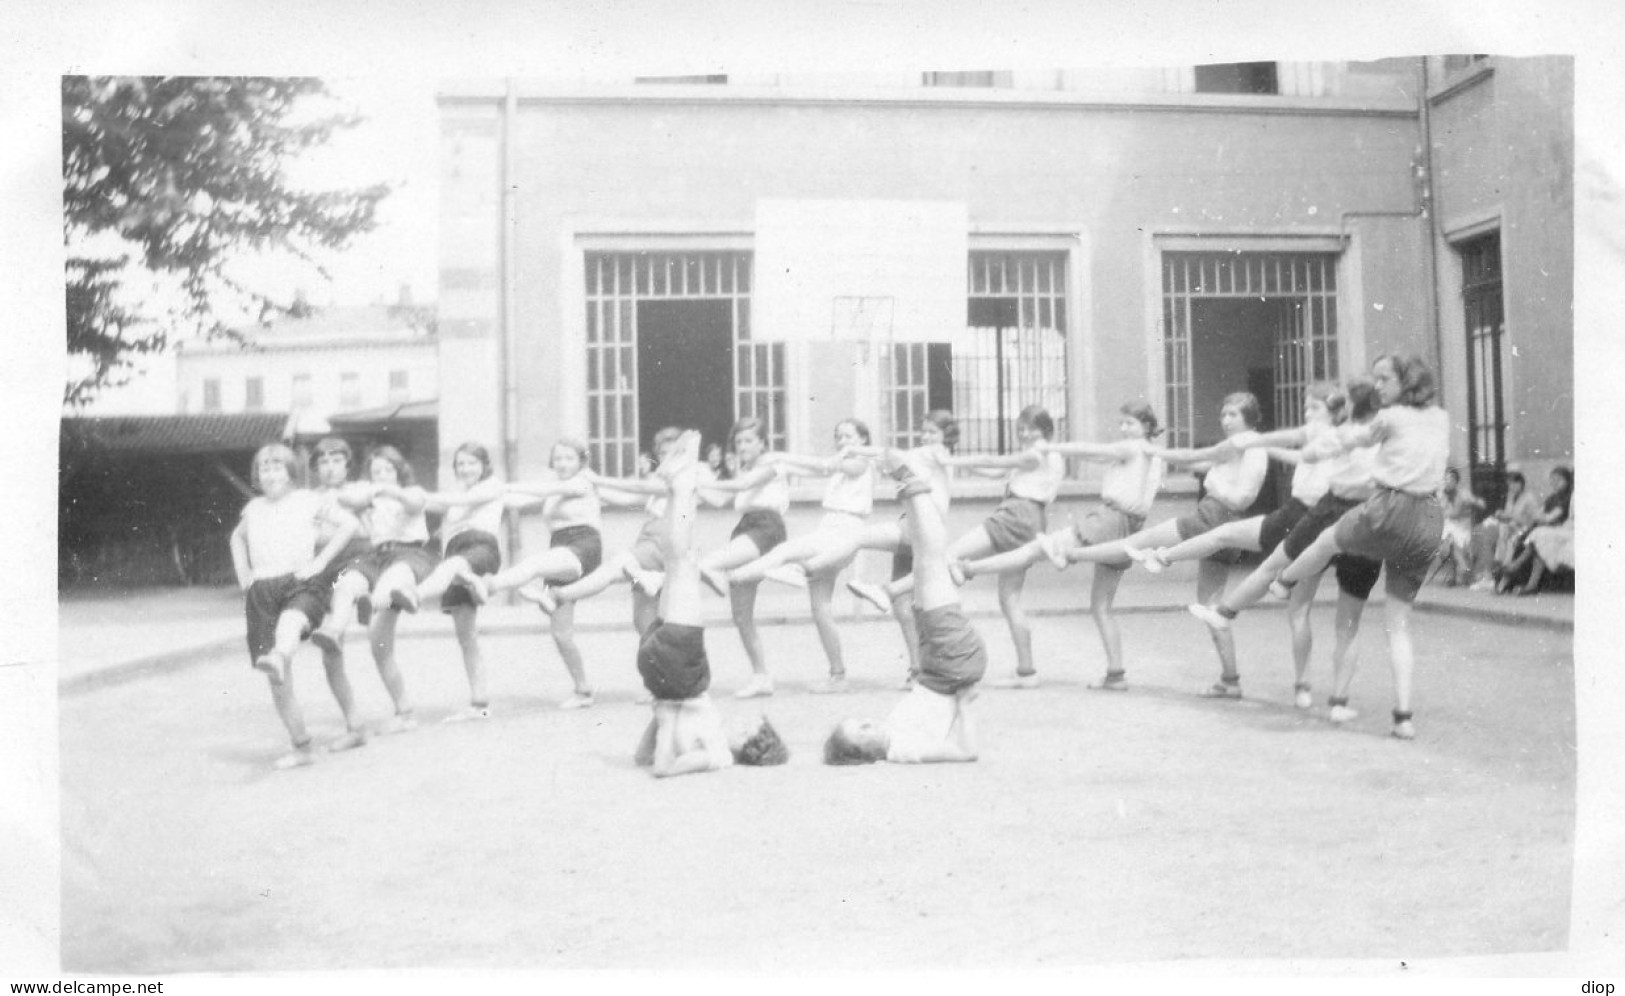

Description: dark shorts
[1256,498,1311,555]
[637,620,710,701]
[440,529,501,611]
[984,497,1047,554]
[1332,489,1445,603]
[315,536,372,587]
[550,524,603,577]
[341,541,437,589]
[731,509,787,555]
[1175,495,1241,542]
[244,574,330,663]
[912,604,988,696]
[629,516,671,571]
[1333,554,1383,601]
[1282,493,1365,560]
[1072,504,1144,547]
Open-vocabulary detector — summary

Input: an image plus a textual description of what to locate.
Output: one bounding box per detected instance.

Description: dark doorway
[1189,297,1294,515]
[637,299,734,458]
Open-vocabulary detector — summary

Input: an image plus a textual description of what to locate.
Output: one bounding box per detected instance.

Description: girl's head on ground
[920,410,959,451]
[452,442,494,484]
[366,446,415,487]
[652,427,685,462]
[1118,401,1161,440]
[731,716,791,766]
[823,719,887,765]
[550,437,591,477]
[1304,382,1345,425]
[1342,377,1380,423]
[251,444,302,496]
[1549,465,1573,493]
[833,418,871,449]
[1219,392,1262,434]
[312,436,353,486]
[1371,353,1437,408]
[730,416,767,464]
[1015,404,1054,444]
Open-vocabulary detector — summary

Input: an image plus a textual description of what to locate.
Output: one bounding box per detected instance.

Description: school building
[435,57,1572,526]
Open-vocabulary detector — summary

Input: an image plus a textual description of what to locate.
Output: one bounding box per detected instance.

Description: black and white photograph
[5,0,1624,986]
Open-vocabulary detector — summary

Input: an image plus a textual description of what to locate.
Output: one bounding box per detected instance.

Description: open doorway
[636,299,734,459]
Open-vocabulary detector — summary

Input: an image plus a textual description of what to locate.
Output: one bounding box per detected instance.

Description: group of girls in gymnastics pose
[227,351,1454,770]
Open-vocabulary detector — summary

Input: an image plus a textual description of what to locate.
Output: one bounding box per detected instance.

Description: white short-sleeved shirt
[366,492,430,544]
[241,489,323,580]
[542,476,602,532]
[1099,440,1162,517]
[1340,406,1450,495]
[884,685,962,764]
[1006,450,1066,504]
[821,463,875,516]
[443,480,507,540]
[1286,422,1338,505]
[1201,431,1269,511]
[734,463,791,514]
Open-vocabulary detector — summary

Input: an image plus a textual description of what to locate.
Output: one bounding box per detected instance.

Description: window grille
[202,378,221,414]
[879,252,1068,455]
[1461,232,1507,505]
[1160,252,1339,447]
[584,251,780,477]
[244,377,264,412]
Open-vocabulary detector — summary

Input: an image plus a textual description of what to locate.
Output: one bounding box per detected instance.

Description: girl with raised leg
[1204,355,1450,740]
[955,401,1165,691]
[709,418,877,693]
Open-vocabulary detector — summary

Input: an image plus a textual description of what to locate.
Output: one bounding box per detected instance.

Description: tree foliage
[62,76,389,406]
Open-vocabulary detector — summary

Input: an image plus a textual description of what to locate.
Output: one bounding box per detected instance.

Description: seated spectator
[1435,468,1485,586]
[1497,465,1573,594]
[1471,468,1543,591]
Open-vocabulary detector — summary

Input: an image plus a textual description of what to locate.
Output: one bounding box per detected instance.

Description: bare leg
[1068,519,1185,567]
[370,561,419,611]
[1196,559,1241,688]
[893,589,922,679]
[368,607,415,727]
[416,555,470,605]
[961,536,1049,579]
[631,588,660,638]
[319,646,366,749]
[314,571,369,645]
[1277,528,1343,587]
[730,535,819,583]
[1089,565,1127,684]
[554,553,634,604]
[1383,595,1417,738]
[1520,554,1549,594]
[1286,569,1324,707]
[806,568,846,686]
[1216,545,1292,614]
[485,549,584,595]
[885,525,994,598]
[996,569,1035,679]
[1150,517,1265,566]
[449,604,489,712]
[262,610,311,751]
[550,600,593,703]
[1328,590,1367,719]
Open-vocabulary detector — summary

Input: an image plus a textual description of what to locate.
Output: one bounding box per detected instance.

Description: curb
[59,596,1569,696]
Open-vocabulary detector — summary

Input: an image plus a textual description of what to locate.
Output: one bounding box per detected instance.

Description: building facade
[435,57,1572,515]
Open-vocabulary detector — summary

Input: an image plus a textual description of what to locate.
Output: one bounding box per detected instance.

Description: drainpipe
[1336,57,1443,372]
[500,80,522,559]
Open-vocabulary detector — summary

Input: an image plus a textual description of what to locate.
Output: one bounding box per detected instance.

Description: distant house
[60,297,443,588]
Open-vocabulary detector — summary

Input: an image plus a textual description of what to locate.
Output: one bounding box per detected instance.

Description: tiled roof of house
[62,413,294,454]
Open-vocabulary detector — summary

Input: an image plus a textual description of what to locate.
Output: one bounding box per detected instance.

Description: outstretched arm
[373,483,429,513]
[296,505,360,580]
[1037,439,1131,462]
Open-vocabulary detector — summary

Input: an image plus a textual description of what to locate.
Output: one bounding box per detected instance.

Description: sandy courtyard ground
[60,607,1574,973]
